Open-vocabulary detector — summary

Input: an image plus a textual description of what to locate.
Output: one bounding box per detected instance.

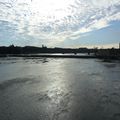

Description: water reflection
[0,58,120,120]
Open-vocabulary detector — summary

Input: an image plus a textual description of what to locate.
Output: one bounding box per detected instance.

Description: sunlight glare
[30,0,74,21]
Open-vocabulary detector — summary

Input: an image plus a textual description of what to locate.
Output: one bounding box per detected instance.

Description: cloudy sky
[0,0,120,48]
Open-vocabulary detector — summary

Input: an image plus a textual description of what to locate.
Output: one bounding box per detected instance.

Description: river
[0,57,120,120]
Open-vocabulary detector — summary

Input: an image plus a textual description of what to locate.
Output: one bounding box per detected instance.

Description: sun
[30,0,74,22]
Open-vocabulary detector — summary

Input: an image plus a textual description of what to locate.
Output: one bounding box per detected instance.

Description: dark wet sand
[0,58,120,120]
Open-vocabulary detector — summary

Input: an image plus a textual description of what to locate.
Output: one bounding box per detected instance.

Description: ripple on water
[112,113,120,120]
[34,88,72,120]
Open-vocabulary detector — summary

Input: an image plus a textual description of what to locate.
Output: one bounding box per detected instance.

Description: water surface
[0,57,120,120]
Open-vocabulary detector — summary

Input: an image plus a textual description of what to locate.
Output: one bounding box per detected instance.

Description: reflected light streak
[45,59,69,104]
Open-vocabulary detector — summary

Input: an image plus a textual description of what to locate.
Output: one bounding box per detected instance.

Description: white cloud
[67,42,120,49]
[0,0,120,46]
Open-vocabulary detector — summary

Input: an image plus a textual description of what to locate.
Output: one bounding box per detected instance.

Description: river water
[0,57,120,120]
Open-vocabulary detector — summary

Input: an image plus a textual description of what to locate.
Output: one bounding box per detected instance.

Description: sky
[0,0,120,48]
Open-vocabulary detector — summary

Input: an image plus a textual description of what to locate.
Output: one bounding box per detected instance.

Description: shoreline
[0,54,120,60]
[0,54,96,58]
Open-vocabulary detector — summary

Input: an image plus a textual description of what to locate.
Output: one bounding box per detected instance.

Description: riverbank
[1,54,120,60]
[0,54,97,58]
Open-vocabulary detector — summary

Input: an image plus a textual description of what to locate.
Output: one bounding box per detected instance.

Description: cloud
[0,0,120,46]
[67,43,119,49]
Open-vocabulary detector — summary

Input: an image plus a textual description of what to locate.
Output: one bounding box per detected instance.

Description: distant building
[42,44,47,48]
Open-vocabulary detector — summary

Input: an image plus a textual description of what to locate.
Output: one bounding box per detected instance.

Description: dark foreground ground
[0,57,120,120]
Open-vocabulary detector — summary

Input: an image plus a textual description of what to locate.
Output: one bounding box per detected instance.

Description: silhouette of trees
[0,44,120,60]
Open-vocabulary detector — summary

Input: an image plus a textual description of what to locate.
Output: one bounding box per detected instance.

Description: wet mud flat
[0,57,120,120]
